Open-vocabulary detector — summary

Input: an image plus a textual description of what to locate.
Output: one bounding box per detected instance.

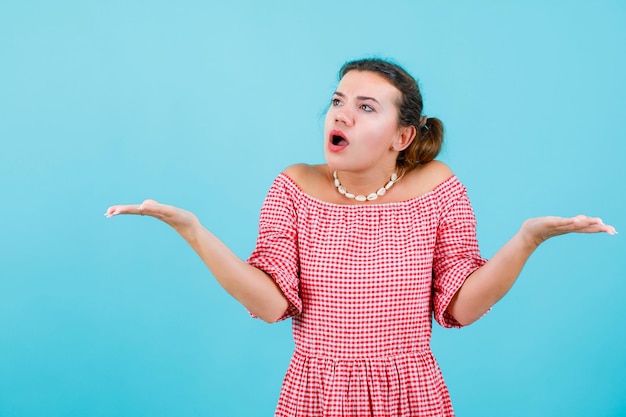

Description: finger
[104,204,146,218]
[576,223,617,235]
[104,206,120,218]
[571,214,604,224]
[557,215,604,231]
[538,216,616,238]
[560,218,617,235]
[138,200,161,216]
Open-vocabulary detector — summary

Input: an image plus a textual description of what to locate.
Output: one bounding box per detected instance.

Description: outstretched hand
[104,199,200,233]
[521,215,617,247]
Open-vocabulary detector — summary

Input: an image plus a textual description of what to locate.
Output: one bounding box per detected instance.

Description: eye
[331,98,342,106]
[360,104,374,112]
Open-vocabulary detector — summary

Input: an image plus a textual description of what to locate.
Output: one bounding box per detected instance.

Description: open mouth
[330,130,349,147]
[332,135,348,146]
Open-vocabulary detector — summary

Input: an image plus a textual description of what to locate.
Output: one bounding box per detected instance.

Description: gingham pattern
[248,174,487,417]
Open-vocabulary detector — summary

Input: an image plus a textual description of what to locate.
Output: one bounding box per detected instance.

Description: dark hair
[339,58,444,171]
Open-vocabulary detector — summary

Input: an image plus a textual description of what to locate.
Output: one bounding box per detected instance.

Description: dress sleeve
[432,185,487,328]
[247,175,302,321]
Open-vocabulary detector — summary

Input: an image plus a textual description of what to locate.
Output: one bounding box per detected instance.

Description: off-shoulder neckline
[276,173,461,209]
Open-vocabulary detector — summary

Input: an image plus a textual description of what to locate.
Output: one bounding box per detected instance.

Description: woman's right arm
[105,199,290,323]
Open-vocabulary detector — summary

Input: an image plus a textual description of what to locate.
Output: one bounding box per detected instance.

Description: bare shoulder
[282,164,329,192]
[417,160,454,182]
[401,160,455,198]
[282,163,322,184]
[283,163,314,179]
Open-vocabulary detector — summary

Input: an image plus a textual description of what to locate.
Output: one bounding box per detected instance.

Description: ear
[392,125,417,151]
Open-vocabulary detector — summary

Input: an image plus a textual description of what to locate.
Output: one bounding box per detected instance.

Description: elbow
[453,314,479,327]
[446,294,488,327]
[258,312,282,324]
[254,299,291,324]
[447,305,490,327]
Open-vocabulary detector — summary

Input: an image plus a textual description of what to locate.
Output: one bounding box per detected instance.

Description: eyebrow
[333,91,380,104]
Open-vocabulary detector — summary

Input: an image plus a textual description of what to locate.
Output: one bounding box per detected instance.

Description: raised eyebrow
[357,95,380,104]
[332,91,380,104]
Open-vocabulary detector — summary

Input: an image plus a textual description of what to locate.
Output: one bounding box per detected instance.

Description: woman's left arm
[447,215,617,326]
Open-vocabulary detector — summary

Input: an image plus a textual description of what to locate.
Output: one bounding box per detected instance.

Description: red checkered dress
[248,173,487,417]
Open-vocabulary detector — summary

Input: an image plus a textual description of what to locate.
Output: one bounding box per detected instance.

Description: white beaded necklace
[333,170,403,202]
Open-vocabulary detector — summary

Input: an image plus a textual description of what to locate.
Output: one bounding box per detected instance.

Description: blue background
[1,1,624,416]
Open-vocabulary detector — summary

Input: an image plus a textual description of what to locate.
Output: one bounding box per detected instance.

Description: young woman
[105,58,616,417]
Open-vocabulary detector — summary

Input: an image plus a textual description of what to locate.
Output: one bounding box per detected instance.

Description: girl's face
[323,70,413,174]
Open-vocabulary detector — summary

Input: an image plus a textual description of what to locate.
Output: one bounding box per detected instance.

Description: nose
[334,107,354,126]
